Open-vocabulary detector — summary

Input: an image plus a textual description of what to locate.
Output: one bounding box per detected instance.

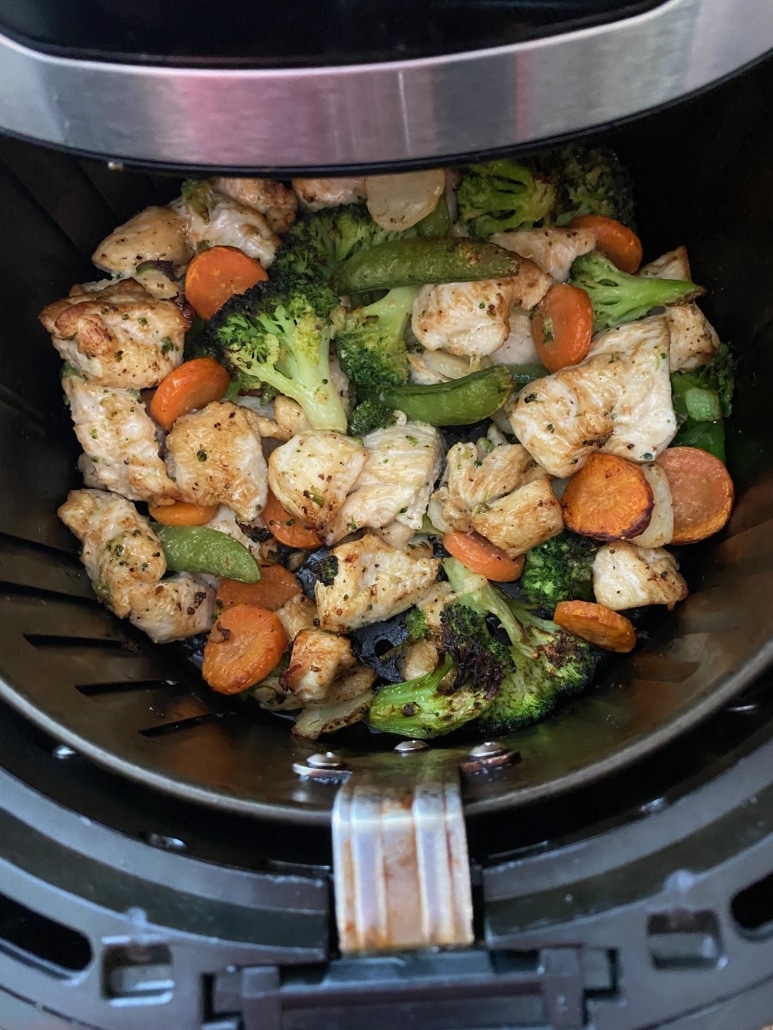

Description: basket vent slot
[0,890,91,977]
[140,712,225,738]
[731,870,773,935]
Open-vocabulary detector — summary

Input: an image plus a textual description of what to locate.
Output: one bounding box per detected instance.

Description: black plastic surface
[0,0,664,66]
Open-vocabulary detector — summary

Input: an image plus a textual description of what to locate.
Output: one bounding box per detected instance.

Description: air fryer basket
[1,59,771,826]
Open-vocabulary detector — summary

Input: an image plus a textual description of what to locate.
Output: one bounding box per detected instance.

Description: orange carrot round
[184,245,268,321]
[262,491,322,549]
[531,283,594,372]
[554,600,637,653]
[561,452,654,541]
[148,501,220,526]
[202,604,288,694]
[150,356,231,430]
[442,530,525,582]
[217,564,301,611]
[655,446,734,544]
[570,215,644,274]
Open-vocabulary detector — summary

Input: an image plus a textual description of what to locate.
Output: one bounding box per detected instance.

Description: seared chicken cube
[165,401,269,524]
[593,541,688,611]
[267,431,366,535]
[281,628,356,703]
[509,315,676,478]
[491,227,596,281]
[667,303,720,371]
[63,374,180,506]
[291,177,367,211]
[92,206,192,274]
[274,593,318,641]
[40,279,188,389]
[172,183,280,269]
[202,505,264,560]
[329,421,443,542]
[212,177,297,234]
[58,489,215,641]
[471,477,564,558]
[412,262,551,358]
[639,246,691,281]
[315,533,440,632]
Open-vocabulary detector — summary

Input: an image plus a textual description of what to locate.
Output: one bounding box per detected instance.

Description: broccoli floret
[405,606,431,642]
[456,158,556,238]
[443,557,599,733]
[541,145,637,229]
[521,531,598,615]
[348,400,398,437]
[206,274,347,433]
[368,653,497,739]
[440,603,512,693]
[570,252,700,333]
[271,205,410,281]
[336,286,418,392]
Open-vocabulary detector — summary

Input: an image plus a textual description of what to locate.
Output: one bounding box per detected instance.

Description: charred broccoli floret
[456,158,556,237]
[542,145,637,228]
[368,653,497,738]
[271,205,410,281]
[520,531,598,615]
[443,557,599,733]
[570,252,701,333]
[335,286,418,392]
[206,274,348,432]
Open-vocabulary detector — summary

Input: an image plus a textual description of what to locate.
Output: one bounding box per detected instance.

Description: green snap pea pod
[152,524,261,583]
[330,237,521,294]
[416,193,452,238]
[672,420,726,462]
[507,362,549,390]
[367,365,514,426]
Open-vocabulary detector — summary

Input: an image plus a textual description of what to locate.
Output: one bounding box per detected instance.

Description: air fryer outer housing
[0,38,773,1030]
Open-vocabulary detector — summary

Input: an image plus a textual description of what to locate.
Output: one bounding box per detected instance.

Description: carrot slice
[570,215,644,274]
[148,501,220,526]
[561,453,654,540]
[554,600,637,653]
[655,446,734,544]
[442,530,525,582]
[202,604,288,694]
[262,491,322,549]
[217,564,301,611]
[531,283,594,372]
[184,245,268,321]
[150,356,231,430]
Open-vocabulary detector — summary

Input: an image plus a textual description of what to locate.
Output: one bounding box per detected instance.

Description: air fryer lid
[0,0,769,170]
[0,64,771,826]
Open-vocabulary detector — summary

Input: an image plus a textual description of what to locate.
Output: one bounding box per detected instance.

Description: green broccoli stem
[366,365,514,426]
[330,237,522,294]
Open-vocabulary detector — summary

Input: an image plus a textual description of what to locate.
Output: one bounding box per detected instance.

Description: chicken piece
[165,401,268,523]
[212,177,297,234]
[401,639,441,680]
[375,521,417,549]
[273,396,312,436]
[491,227,596,281]
[291,177,367,211]
[639,246,691,281]
[324,665,378,705]
[274,593,318,641]
[64,375,180,505]
[315,533,440,632]
[667,303,720,371]
[92,206,192,274]
[281,628,356,703]
[267,431,366,535]
[202,505,263,560]
[412,265,550,358]
[490,309,540,366]
[58,489,216,641]
[429,438,541,533]
[40,279,188,389]
[417,581,455,636]
[630,462,674,548]
[509,315,676,478]
[128,575,215,644]
[235,396,293,441]
[593,542,688,611]
[471,477,564,558]
[329,421,443,542]
[172,186,280,269]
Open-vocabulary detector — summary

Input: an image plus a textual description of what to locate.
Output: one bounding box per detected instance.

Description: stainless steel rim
[0,0,770,170]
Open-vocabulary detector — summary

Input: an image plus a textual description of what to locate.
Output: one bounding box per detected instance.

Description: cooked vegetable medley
[42,147,736,741]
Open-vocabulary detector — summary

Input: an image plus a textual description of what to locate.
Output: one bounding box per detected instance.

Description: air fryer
[0,6,772,1029]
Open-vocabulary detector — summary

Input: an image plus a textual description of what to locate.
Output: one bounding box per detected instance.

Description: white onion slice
[365,169,446,231]
[630,462,674,547]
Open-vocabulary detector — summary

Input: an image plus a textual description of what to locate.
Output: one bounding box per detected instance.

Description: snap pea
[330,237,521,295]
[672,420,726,462]
[416,193,452,238]
[507,362,549,390]
[153,524,261,583]
[367,365,514,426]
